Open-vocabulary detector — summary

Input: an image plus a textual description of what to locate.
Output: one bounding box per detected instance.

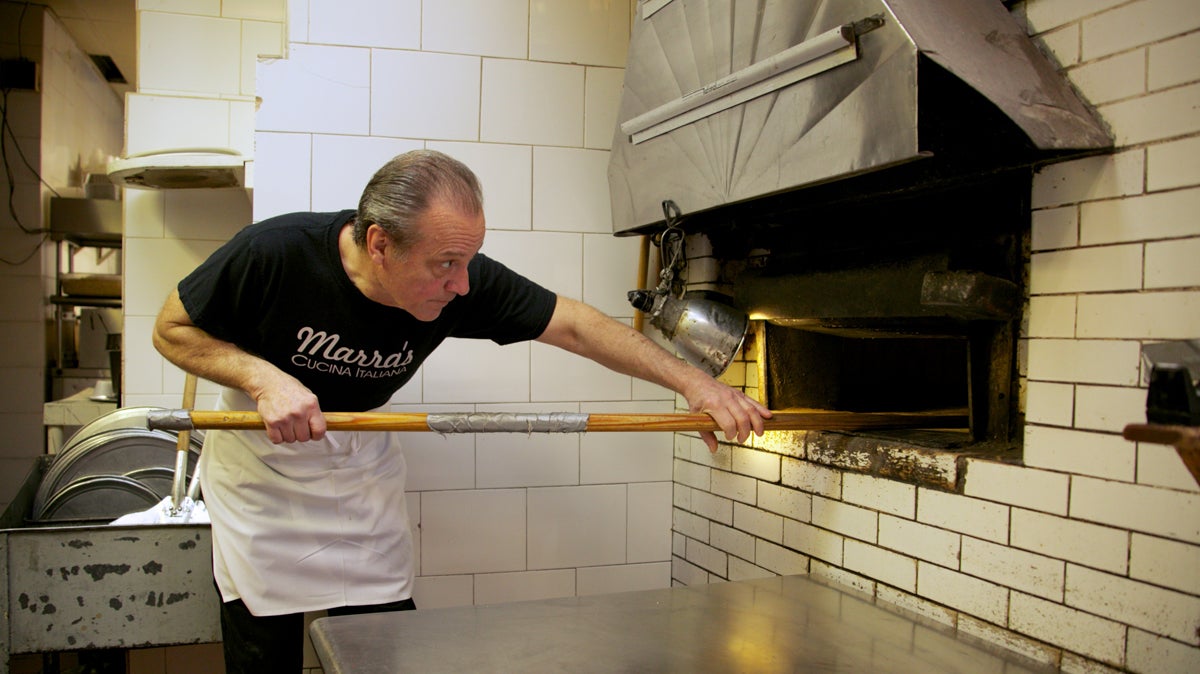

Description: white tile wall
[528,484,627,569]
[371,51,481,141]
[308,0,419,49]
[139,12,241,95]
[427,141,532,231]
[256,44,370,134]
[481,59,584,146]
[310,135,423,212]
[1081,188,1200,244]
[529,0,630,68]
[532,147,613,232]
[474,569,576,605]
[423,0,528,59]
[422,489,527,575]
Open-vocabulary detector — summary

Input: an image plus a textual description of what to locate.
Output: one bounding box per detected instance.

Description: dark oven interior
[698,165,1030,453]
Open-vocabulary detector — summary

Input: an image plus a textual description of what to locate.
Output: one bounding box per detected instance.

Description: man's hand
[682,375,772,452]
[251,373,327,444]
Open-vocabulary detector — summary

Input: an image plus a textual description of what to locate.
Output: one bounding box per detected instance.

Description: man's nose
[446,265,470,295]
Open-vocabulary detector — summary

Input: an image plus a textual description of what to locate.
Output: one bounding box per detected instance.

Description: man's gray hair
[354,149,484,250]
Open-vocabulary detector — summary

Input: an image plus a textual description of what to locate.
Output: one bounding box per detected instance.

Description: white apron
[201,387,413,616]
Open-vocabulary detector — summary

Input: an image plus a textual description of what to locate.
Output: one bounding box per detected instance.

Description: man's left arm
[535,295,772,452]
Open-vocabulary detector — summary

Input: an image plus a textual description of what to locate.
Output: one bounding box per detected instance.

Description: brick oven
[610,0,1110,484]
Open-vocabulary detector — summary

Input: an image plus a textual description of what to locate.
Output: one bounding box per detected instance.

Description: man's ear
[365,224,390,262]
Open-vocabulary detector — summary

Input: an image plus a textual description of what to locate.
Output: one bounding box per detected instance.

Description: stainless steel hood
[608,0,1111,234]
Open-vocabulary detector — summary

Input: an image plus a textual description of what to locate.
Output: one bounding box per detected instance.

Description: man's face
[373,200,485,321]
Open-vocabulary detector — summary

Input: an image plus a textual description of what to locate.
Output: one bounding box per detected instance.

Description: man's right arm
[152,289,327,443]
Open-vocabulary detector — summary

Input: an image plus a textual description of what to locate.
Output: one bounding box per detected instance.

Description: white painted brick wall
[710,468,755,504]
[1010,508,1129,575]
[961,537,1065,601]
[844,540,916,593]
[917,488,1010,543]
[1009,591,1127,665]
[963,459,1071,515]
[757,481,811,521]
[1023,425,1136,480]
[783,519,844,566]
[732,502,783,543]
[842,473,916,518]
[1128,533,1200,595]
[732,446,780,481]
[813,496,878,542]
[781,457,842,497]
[878,515,961,568]
[1026,338,1141,385]
[917,562,1009,625]
[1070,476,1200,543]
[1081,188,1200,245]
[1066,564,1200,644]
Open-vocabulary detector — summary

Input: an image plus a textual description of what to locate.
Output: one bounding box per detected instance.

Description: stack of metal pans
[32,407,204,523]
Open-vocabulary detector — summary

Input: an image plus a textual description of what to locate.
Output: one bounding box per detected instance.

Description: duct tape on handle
[426,412,589,434]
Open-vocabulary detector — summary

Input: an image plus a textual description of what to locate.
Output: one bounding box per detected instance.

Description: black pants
[219,597,416,674]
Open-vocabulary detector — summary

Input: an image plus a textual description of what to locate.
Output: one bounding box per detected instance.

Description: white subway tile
[257,44,370,134]
[532,147,612,233]
[1032,150,1144,209]
[1066,564,1200,644]
[578,562,670,595]
[844,540,916,592]
[1149,30,1200,91]
[758,482,810,521]
[812,496,878,543]
[531,341,633,402]
[628,482,672,562]
[711,469,755,505]
[371,51,481,142]
[693,490,734,527]
[733,502,783,543]
[310,135,422,212]
[783,519,844,566]
[125,94,230,156]
[475,569,576,605]
[121,316,163,396]
[1082,188,1200,245]
[1100,83,1200,146]
[842,473,916,519]
[163,189,251,241]
[583,233,642,317]
[1074,385,1149,433]
[674,458,710,491]
[428,141,533,231]
[1025,381,1075,426]
[875,585,958,629]
[241,20,284,96]
[482,230,581,299]
[1146,239,1200,289]
[223,0,285,20]
[1136,443,1200,492]
[672,555,712,586]
[878,515,960,568]
[732,447,780,482]
[1025,0,1129,33]
[1079,291,1200,340]
[421,489,526,575]
[1130,533,1200,595]
[529,0,630,67]
[964,455,1070,513]
[582,426,672,484]
[1011,508,1129,574]
[476,430,579,488]
[309,0,419,49]
[422,339,531,403]
[673,506,709,542]
[962,536,1065,601]
[755,539,809,576]
[139,12,240,95]
[1126,627,1200,674]
[251,131,312,220]
[710,522,755,561]
[1029,245,1143,294]
[1027,295,1077,339]
[1031,206,1079,251]
[481,59,584,147]
[1035,24,1081,67]
[1082,0,1200,60]
[585,67,626,150]
[781,457,842,498]
[686,538,728,576]
[422,0,528,59]
[1071,476,1200,543]
[400,424,476,492]
[123,238,220,316]
[728,557,775,582]
[412,574,474,609]
[917,488,1009,543]
[1070,49,1146,105]
[529,485,627,568]
[1010,591,1126,665]
[956,615,1062,669]
[1023,425,1136,482]
[1026,338,1141,386]
[917,561,1008,625]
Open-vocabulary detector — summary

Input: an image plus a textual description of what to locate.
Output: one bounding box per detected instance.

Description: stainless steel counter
[310,574,1051,673]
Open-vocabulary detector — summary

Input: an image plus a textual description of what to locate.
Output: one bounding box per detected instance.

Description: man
[153,149,771,672]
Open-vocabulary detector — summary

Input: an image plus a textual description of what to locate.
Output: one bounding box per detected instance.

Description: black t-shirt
[177,210,558,411]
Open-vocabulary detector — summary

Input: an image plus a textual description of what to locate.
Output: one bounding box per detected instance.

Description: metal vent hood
[107,148,246,190]
[608,0,1112,235]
